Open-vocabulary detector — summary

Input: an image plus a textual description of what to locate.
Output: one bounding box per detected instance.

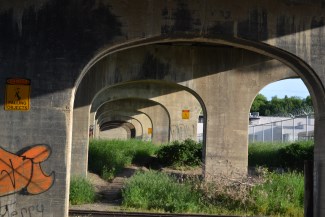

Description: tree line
[250,94,313,116]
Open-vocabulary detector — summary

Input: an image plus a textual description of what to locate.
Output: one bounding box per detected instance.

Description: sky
[259,78,310,100]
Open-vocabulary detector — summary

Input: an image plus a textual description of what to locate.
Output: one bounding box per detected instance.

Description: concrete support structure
[96,98,170,144]
[1,1,325,216]
[97,113,143,139]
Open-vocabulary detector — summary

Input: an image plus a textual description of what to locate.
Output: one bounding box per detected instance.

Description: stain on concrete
[0,0,122,90]
[161,1,194,34]
[140,54,170,80]
[238,9,268,40]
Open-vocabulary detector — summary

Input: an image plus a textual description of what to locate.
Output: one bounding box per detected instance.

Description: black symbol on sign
[15,88,21,101]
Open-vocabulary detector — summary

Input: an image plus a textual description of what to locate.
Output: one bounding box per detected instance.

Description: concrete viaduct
[0,1,325,216]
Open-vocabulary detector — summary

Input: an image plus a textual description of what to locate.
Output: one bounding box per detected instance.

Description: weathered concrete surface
[1,1,325,216]
[91,81,202,141]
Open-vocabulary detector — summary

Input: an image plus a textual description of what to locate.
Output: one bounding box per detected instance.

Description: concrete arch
[96,98,170,144]
[97,114,142,139]
[99,120,135,140]
[73,37,325,216]
[95,110,152,140]
[91,80,203,141]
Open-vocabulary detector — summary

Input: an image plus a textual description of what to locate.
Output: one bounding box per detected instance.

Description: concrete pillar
[71,105,90,177]
[192,60,296,177]
[314,113,325,217]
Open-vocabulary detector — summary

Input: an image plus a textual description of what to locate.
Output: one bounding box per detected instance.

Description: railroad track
[69,210,245,217]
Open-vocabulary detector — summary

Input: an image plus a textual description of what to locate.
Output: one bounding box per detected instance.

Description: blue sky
[259,78,310,100]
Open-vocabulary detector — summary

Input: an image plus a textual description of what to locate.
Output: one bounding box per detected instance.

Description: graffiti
[0,201,44,217]
[171,124,196,141]
[0,145,54,197]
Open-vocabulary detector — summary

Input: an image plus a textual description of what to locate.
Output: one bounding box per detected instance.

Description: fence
[248,114,314,143]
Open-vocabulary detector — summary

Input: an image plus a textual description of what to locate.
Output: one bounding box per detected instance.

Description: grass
[122,170,304,216]
[69,176,96,205]
[122,170,204,213]
[249,171,304,216]
[88,139,158,181]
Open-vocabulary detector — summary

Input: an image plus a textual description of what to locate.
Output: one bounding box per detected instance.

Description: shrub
[69,177,96,205]
[248,142,291,168]
[88,139,158,181]
[278,141,313,171]
[156,139,202,167]
[249,141,314,171]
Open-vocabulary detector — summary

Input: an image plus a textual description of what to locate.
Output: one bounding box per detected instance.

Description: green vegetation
[122,171,204,213]
[249,171,304,216]
[88,139,158,181]
[81,139,311,216]
[249,141,313,171]
[156,139,202,168]
[122,170,304,216]
[251,93,312,116]
[69,177,96,205]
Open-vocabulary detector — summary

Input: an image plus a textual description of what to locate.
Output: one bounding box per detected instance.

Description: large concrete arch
[3,2,325,216]
[72,38,325,216]
[90,80,203,141]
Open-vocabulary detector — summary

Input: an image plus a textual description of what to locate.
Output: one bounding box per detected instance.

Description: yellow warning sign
[5,78,31,111]
[182,110,190,119]
[148,128,152,134]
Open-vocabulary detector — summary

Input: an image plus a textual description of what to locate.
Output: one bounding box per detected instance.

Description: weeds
[122,169,304,216]
[88,139,157,181]
[69,176,96,205]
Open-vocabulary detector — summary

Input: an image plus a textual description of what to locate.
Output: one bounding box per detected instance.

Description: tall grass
[88,139,158,181]
[122,170,204,213]
[122,170,304,216]
[69,177,96,205]
[249,171,304,216]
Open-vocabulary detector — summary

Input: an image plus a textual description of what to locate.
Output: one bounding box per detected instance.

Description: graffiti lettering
[1,159,16,189]
[0,201,44,217]
[0,145,55,197]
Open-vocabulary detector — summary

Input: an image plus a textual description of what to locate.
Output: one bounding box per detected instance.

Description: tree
[251,94,268,113]
[250,94,313,116]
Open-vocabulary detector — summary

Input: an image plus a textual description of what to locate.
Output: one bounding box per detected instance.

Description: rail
[69,210,246,217]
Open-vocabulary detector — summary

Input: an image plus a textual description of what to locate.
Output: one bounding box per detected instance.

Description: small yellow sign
[182,110,190,119]
[5,78,31,111]
[148,128,152,134]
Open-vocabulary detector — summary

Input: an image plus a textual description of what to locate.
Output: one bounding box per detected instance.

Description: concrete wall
[1,1,325,216]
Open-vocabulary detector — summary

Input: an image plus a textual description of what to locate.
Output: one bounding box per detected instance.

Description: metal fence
[248,114,314,143]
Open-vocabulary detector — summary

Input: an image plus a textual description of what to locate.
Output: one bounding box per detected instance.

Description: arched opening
[71,36,325,215]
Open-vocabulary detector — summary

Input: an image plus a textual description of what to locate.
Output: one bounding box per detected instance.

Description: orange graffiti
[0,145,54,196]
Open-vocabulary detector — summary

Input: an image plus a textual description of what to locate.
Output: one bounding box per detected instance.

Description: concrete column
[314,113,325,217]
[192,60,296,178]
[71,105,90,177]
[151,91,201,142]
